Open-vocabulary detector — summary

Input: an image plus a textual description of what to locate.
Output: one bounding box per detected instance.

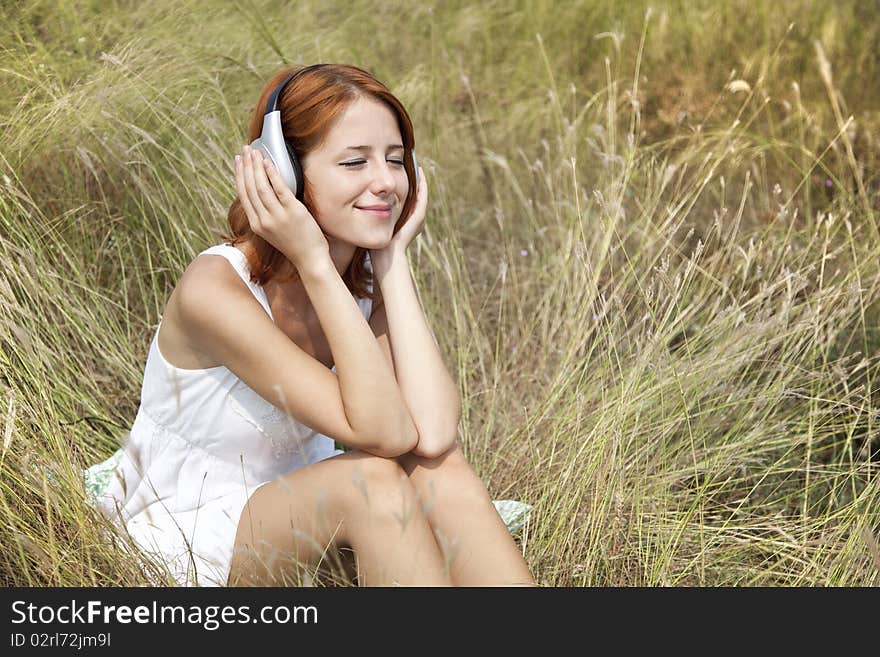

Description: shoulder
[176,252,242,306]
[174,249,268,340]
[154,249,262,368]
[182,247,243,283]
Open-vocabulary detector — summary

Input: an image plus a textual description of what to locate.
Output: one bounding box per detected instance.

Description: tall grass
[1,0,878,586]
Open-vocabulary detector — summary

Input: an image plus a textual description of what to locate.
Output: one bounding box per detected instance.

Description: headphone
[250,64,419,201]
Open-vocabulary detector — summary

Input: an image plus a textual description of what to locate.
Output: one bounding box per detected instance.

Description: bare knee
[404,443,492,507]
[340,451,414,508]
[334,451,422,539]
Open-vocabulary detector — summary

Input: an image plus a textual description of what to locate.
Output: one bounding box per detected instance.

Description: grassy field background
[1,0,878,585]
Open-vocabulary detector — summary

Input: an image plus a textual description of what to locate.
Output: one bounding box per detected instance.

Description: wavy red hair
[219,64,418,301]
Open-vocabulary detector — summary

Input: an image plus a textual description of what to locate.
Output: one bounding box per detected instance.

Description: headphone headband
[265,64,327,115]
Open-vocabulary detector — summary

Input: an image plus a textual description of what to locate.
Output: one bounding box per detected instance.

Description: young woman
[95,64,535,587]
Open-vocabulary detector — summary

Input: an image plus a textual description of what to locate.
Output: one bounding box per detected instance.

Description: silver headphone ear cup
[251,110,300,197]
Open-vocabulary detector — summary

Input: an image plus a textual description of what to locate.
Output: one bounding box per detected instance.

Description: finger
[251,152,285,215]
[262,158,299,208]
[235,151,260,226]
[415,167,428,207]
[242,148,270,221]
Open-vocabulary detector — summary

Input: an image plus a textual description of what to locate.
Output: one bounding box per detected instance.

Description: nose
[369,158,397,196]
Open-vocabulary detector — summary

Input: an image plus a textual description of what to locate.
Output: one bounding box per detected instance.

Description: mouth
[356,205,392,218]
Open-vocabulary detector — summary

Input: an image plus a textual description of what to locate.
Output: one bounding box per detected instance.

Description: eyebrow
[341,144,404,153]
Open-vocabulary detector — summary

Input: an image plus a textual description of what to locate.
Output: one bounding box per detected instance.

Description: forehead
[322,97,401,148]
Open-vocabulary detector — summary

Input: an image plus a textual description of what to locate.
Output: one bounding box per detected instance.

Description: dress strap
[197,244,274,321]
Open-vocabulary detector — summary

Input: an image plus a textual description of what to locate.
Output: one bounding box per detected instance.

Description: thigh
[227,449,403,586]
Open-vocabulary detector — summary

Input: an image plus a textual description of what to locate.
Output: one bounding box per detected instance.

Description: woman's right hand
[234,144,330,271]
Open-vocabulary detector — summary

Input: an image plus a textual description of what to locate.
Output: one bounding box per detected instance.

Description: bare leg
[228,449,452,586]
[398,444,537,586]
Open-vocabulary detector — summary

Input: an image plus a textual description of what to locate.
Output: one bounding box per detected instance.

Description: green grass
[1,0,878,586]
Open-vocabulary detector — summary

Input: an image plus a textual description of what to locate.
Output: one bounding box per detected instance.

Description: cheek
[308,184,341,214]
[398,177,410,202]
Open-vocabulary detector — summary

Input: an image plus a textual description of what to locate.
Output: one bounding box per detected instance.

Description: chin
[356,228,395,250]
[359,237,393,251]
[327,225,391,250]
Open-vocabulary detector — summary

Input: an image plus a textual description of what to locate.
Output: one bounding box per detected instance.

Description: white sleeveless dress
[92,243,372,586]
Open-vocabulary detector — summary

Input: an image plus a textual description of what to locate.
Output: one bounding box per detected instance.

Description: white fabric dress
[93,243,372,586]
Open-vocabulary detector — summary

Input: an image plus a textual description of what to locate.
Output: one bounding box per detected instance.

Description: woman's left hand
[370,166,427,266]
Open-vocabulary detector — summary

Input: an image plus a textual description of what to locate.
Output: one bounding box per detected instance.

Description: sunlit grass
[1,0,878,586]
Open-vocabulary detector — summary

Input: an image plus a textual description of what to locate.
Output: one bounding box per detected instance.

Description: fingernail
[235,154,240,163]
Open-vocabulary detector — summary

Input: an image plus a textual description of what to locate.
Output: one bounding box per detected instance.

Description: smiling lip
[356,205,392,217]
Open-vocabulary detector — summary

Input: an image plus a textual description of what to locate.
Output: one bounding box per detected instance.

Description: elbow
[367,418,419,459]
[410,440,451,460]
[414,406,462,459]
[370,433,418,459]
[396,419,420,456]
[383,431,419,458]
[412,426,460,460]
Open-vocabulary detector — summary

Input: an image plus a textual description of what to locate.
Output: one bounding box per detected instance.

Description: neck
[327,237,358,278]
[267,235,358,282]
[260,236,359,321]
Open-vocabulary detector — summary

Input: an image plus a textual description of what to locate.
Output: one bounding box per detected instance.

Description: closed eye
[340,159,406,167]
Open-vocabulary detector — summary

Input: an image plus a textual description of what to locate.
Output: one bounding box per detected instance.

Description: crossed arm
[368,249,461,459]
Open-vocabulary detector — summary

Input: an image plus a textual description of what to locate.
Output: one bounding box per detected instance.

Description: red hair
[219,64,418,301]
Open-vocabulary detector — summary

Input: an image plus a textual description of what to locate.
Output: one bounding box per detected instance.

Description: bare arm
[371,251,461,458]
[178,256,418,458]
[299,257,419,451]
[369,159,461,459]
